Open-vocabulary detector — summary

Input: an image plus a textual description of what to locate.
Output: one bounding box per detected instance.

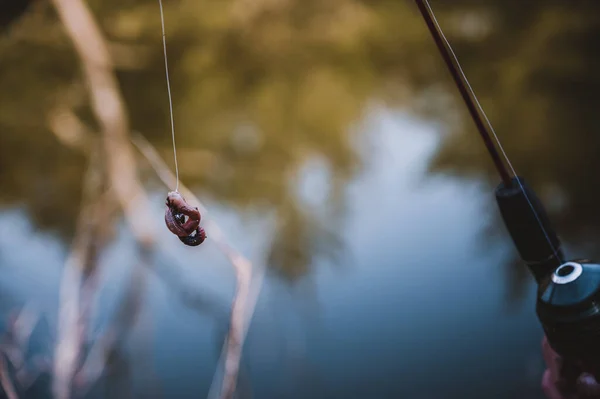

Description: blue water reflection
[0,109,546,398]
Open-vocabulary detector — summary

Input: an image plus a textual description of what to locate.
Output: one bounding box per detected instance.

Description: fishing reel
[496,176,600,384]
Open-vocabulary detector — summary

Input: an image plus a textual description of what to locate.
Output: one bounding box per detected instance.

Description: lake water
[0,108,548,399]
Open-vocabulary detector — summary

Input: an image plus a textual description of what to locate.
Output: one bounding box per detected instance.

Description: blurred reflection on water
[1,110,546,398]
[2,1,600,398]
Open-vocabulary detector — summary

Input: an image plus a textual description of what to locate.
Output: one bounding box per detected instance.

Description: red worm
[164,191,202,239]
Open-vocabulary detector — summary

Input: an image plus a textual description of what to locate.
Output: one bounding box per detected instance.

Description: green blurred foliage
[0,0,429,280]
[2,0,600,279]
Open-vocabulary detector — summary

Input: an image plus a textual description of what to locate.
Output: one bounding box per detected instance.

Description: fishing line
[158,0,179,192]
[418,0,563,262]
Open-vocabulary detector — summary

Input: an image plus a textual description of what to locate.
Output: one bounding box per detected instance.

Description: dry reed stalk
[51,0,266,397]
[131,133,266,399]
[50,0,154,396]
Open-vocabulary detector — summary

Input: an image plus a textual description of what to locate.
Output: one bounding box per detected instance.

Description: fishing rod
[416,0,600,392]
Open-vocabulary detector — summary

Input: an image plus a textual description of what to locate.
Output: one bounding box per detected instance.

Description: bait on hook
[165,191,200,235]
[164,191,207,246]
[164,192,207,246]
[416,0,600,392]
[158,0,206,246]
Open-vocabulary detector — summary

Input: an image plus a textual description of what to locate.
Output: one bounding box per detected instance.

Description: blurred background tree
[2,0,600,281]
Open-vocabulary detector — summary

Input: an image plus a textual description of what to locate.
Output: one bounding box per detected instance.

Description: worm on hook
[165,191,200,236]
[165,191,206,246]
